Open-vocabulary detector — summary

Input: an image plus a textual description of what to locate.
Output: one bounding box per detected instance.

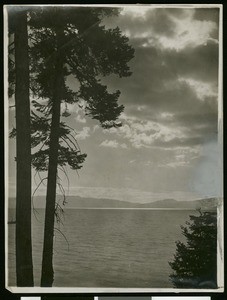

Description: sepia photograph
[4,4,223,292]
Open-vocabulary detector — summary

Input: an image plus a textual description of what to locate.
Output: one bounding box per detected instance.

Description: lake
[7,208,197,287]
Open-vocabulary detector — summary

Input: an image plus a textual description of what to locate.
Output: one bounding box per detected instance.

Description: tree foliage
[8,6,134,286]
[169,210,217,288]
[22,6,135,287]
[28,7,134,127]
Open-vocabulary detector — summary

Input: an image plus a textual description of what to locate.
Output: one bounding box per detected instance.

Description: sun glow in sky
[7,5,222,203]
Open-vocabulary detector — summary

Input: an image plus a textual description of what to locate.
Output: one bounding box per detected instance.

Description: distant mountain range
[8,195,220,210]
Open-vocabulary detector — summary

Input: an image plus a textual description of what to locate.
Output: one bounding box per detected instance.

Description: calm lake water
[8,208,197,287]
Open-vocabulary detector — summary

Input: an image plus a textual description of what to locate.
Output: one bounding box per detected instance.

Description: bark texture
[14,9,34,287]
[40,27,64,287]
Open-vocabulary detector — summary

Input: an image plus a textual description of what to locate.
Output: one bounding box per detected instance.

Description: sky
[7,5,222,203]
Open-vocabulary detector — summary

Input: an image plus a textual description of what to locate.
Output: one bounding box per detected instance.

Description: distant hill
[8,195,219,211]
[8,195,138,209]
[138,198,219,210]
[62,196,137,208]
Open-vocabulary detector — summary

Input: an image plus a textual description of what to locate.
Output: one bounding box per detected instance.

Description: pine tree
[7,7,34,286]
[169,210,217,288]
[27,6,135,286]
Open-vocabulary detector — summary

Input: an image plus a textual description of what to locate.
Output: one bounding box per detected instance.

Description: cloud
[193,7,220,24]
[157,12,218,50]
[144,8,177,38]
[8,6,221,201]
[114,115,187,149]
[164,41,219,82]
[93,124,99,132]
[76,127,90,140]
[75,114,86,124]
[102,40,218,112]
[121,5,154,19]
[100,36,218,148]
[105,7,218,51]
[100,139,128,149]
[107,75,217,146]
[121,143,128,149]
[178,77,218,100]
[100,139,118,148]
[101,103,218,151]
[101,7,219,154]
[141,145,201,171]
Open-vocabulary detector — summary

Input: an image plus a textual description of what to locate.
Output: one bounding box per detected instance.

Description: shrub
[169,209,217,288]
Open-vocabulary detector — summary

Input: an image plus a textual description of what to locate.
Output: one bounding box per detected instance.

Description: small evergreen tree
[169,209,217,288]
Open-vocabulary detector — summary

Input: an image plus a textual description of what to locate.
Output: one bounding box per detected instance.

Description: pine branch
[58,165,70,192]
[60,136,75,151]
[67,132,82,153]
[53,227,69,251]
[32,177,48,197]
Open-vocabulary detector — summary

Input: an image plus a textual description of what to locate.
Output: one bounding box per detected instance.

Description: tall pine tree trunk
[14,9,34,286]
[40,27,64,287]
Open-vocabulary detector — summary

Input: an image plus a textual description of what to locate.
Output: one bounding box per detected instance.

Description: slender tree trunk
[40,27,64,287]
[14,10,34,286]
